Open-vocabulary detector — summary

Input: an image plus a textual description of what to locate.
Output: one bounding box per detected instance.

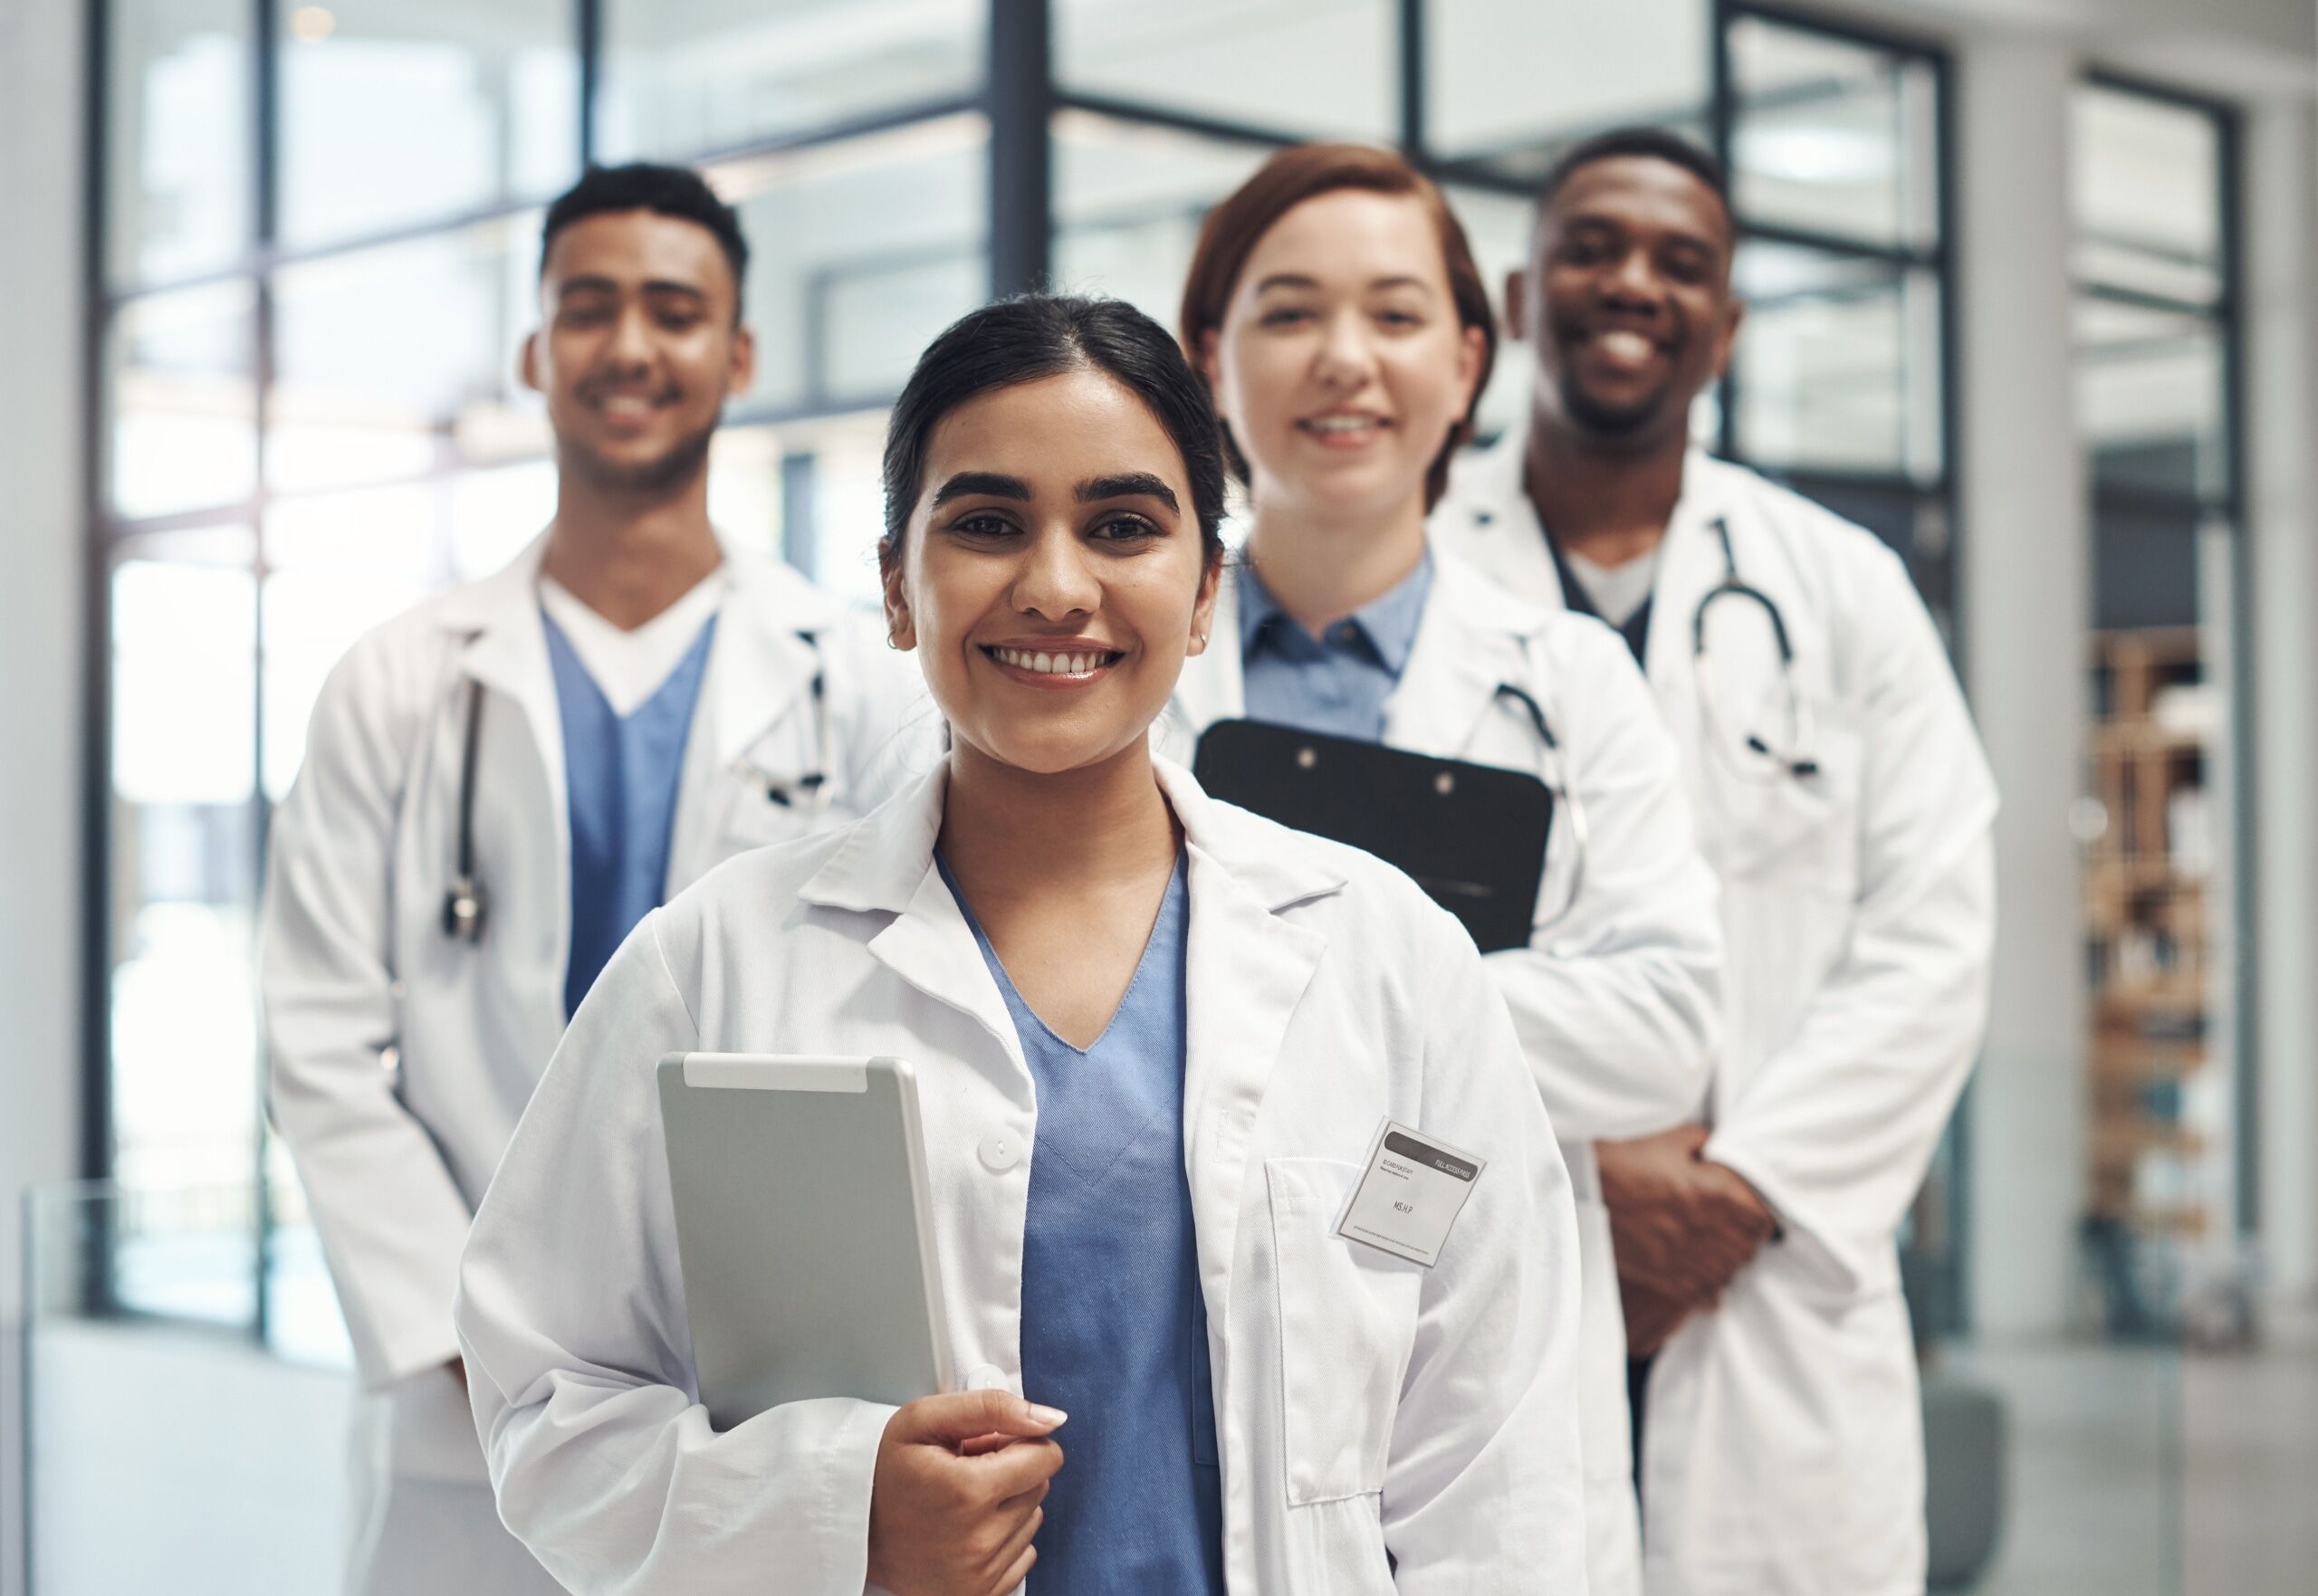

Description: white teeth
[992,646,1113,675]
[1306,415,1382,433]
[1596,330,1656,361]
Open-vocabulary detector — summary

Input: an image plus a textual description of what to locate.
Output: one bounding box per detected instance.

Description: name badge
[1336,1121,1485,1268]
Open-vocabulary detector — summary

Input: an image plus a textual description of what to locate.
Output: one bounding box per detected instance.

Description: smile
[983,645,1125,681]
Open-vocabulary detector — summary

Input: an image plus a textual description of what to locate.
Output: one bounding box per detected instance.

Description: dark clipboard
[1193,718,1552,954]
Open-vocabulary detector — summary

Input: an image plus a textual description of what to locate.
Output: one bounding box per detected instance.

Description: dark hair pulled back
[879,294,1229,567]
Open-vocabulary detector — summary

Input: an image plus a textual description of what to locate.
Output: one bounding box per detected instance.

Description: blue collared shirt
[1237,550,1434,741]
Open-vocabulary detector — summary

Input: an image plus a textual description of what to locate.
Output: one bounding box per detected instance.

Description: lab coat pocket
[1708,711,1864,897]
[1264,1158,1421,1506]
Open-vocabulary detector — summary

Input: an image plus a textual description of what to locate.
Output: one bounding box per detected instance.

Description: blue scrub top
[1238,551,1432,741]
[938,853,1225,1594]
[544,609,717,1018]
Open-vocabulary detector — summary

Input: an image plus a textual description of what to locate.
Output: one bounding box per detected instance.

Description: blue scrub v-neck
[544,608,717,1018]
[936,853,1225,1594]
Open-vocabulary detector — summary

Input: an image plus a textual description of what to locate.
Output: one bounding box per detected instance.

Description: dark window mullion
[250,0,282,1349]
[989,0,1053,298]
[580,0,602,167]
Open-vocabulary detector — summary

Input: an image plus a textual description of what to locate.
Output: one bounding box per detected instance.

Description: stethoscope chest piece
[442,875,489,942]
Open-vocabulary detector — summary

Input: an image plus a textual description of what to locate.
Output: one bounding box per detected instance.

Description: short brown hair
[1178,143,1498,511]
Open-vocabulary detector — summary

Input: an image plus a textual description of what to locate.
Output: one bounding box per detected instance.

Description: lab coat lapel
[1641,458,1729,706]
[1448,435,1572,613]
[800,765,1030,1086]
[710,548,827,771]
[439,536,569,877]
[1383,552,1527,760]
[1158,760,1333,1352]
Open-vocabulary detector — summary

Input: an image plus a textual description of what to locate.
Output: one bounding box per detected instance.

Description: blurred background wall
[0,1,2313,1592]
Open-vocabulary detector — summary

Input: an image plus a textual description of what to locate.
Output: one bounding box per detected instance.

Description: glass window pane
[706,426,790,565]
[708,115,991,413]
[1052,110,1277,327]
[269,215,550,494]
[1426,0,1710,168]
[1729,16,1938,253]
[450,459,558,581]
[109,542,262,1199]
[2072,85,2223,306]
[599,0,983,164]
[2075,297,2227,505]
[1058,0,1397,142]
[1729,243,1942,480]
[276,0,578,249]
[1439,183,1531,444]
[107,0,252,286]
[107,281,259,522]
[708,411,891,607]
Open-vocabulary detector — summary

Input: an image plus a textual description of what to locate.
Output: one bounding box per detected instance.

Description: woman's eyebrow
[1077,473,1180,511]
[930,471,1034,507]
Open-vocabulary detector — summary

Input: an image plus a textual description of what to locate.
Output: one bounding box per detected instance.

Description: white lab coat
[260,534,932,1594]
[454,755,1591,1595]
[1438,437,1998,1596]
[1159,550,1722,1596]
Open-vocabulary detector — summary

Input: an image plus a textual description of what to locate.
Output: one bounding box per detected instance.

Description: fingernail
[1026,1404,1068,1428]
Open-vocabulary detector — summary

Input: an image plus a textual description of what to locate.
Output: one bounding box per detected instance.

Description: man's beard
[562,417,718,496]
[1554,364,1669,440]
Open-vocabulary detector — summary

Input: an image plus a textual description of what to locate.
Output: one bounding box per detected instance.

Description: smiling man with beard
[1438,129,1997,1596]
[261,163,925,1596]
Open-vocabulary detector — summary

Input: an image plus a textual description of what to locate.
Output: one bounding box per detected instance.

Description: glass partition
[2073,83,2244,1379]
[105,541,263,1206]
[268,214,550,494]
[105,0,252,287]
[1425,0,1710,173]
[104,282,260,521]
[1728,13,1939,253]
[707,114,991,415]
[274,0,578,248]
[598,0,984,162]
[1057,0,1398,140]
[1051,109,1275,324]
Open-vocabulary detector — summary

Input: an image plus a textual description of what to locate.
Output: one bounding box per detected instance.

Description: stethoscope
[1690,515,1818,784]
[440,652,835,944]
[1489,680,1590,926]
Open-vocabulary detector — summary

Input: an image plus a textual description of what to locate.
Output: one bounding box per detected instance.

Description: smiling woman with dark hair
[454,292,1593,1594]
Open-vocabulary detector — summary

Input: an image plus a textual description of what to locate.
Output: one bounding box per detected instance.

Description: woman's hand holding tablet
[867,1391,1068,1596]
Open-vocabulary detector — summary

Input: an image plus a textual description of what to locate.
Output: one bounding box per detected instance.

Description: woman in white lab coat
[1164,144,1721,1596]
[454,294,1589,1595]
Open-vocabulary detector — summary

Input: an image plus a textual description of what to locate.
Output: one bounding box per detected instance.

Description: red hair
[1178,143,1498,510]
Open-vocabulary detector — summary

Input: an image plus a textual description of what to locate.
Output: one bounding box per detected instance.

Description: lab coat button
[966,1364,1013,1391]
[978,1132,1021,1172]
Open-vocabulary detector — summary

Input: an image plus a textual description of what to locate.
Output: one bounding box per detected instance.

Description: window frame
[2072,68,2253,1245]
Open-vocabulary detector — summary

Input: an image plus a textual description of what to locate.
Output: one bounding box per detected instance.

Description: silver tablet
[656,1054,954,1429]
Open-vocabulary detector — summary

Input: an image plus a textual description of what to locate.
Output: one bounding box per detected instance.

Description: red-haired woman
[1164,142,1726,1596]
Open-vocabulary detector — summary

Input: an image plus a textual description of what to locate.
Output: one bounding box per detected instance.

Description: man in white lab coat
[260,163,924,1595]
[1437,128,1997,1596]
